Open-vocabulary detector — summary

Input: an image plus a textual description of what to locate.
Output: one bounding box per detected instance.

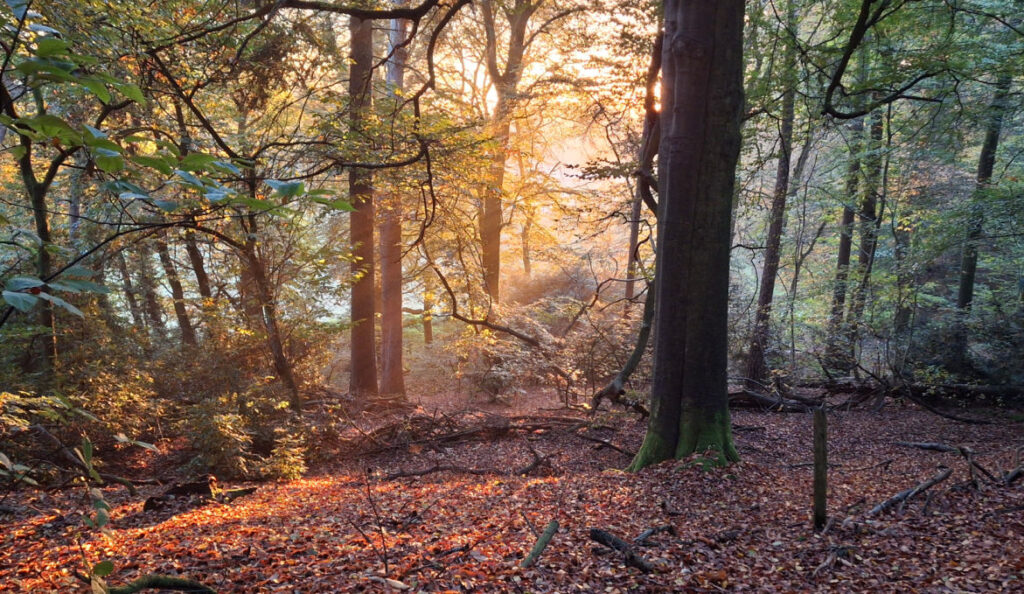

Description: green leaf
[116,82,145,105]
[5,276,44,291]
[131,155,172,176]
[83,125,107,139]
[311,196,356,211]
[179,152,217,171]
[91,561,114,578]
[204,187,231,203]
[152,199,178,212]
[0,451,11,470]
[9,145,27,160]
[94,153,124,173]
[54,279,110,294]
[64,265,95,279]
[174,169,205,188]
[265,179,304,197]
[211,160,241,176]
[35,37,69,58]
[2,291,38,312]
[6,0,29,19]
[38,292,84,317]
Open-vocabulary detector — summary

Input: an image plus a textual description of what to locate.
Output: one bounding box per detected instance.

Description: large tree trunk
[379,13,409,398]
[745,1,797,387]
[349,16,379,397]
[156,238,197,347]
[629,0,743,471]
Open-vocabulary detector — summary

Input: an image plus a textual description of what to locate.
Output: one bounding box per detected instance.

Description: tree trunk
[845,107,885,356]
[184,231,213,300]
[422,275,434,345]
[379,13,409,398]
[349,16,379,397]
[745,1,797,387]
[115,250,145,329]
[478,0,539,304]
[137,243,168,337]
[156,238,197,346]
[825,117,863,371]
[629,0,743,470]
[957,74,1011,311]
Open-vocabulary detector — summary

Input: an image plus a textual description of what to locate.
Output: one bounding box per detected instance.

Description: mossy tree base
[628,408,738,471]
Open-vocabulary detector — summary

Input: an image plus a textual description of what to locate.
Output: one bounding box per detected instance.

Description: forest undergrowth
[1,399,1021,593]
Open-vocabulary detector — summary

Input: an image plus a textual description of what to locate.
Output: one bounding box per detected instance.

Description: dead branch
[521,519,558,568]
[589,528,655,572]
[385,442,549,480]
[728,388,809,412]
[867,467,953,516]
[31,425,138,496]
[572,430,635,458]
[633,524,676,546]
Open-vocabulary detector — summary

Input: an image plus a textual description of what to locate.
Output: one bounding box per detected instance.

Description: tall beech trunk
[826,118,863,369]
[957,74,1012,311]
[348,16,379,397]
[845,107,885,354]
[745,2,797,387]
[422,275,434,345]
[156,238,197,346]
[379,13,409,397]
[951,74,1012,370]
[629,0,743,470]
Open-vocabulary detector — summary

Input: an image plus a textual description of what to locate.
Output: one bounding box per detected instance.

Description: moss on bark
[676,407,739,466]
[627,429,676,471]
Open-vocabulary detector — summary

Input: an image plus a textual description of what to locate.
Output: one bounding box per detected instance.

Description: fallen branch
[385,442,549,480]
[521,520,559,568]
[728,389,808,412]
[633,524,676,546]
[589,528,655,572]
[572,430,635,458]
[867,467,953,516]
[108,575,217,594]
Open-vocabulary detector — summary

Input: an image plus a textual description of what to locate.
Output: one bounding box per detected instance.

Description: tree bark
[137,243,168,337]
[184,230,213,300]
[825,111,864,371]
[156,238,197,346]
[629,0,743,470]
[379,13,409,398]
[478,0,540,304]
[115,250,145,328]
[956,75,1012,310]
[349,16,379,397]
[745,1,797,387]
[845,106,885,355]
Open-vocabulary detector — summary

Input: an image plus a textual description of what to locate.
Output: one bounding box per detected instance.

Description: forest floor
[1,396,1022,593]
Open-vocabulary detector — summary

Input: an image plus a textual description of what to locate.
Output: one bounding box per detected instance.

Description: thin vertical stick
[813,408,828,532]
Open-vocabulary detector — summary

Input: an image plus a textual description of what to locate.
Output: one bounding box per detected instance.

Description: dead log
[385,442,549,480]
[521,520,559,568]
[867,467,953,516]
[896,442,999,486]
[728,389,808,412]
[589,528,655,572]
[107,575,216,594]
